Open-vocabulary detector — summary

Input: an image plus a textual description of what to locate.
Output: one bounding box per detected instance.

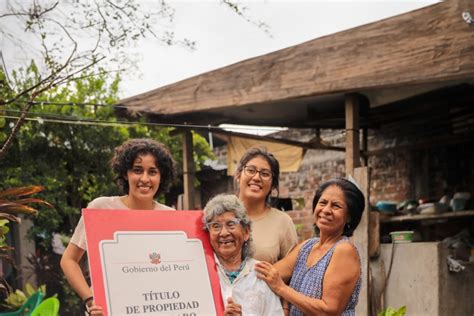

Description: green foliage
[0,67,12,143]
[378,306,407,316]
[0,186,50,295]
[3,283,46,310]
[193,132,215,169]
[57,277,81,315]
[1,61,213,246]
[3,64,123,245]
[0,220,9,248]
[1,62,213,314]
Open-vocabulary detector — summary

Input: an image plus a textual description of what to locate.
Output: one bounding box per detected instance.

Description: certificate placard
[83,210,223,316]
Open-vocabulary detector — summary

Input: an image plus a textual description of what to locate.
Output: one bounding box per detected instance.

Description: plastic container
[390,231,414,243]
[450,192,471,211]
[450,198,468,211]
[376,201,397,214]
[418,202,449,214]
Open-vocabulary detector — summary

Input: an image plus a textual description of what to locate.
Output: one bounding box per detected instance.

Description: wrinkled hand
[254,261,286,295]
[224,297,242,316]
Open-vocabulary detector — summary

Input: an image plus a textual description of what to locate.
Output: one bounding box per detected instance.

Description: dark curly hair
[235,146,280,204]
[111,139,176,197]
[312,178,365,237]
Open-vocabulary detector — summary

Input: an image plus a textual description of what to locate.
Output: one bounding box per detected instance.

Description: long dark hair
[235,147,280,204]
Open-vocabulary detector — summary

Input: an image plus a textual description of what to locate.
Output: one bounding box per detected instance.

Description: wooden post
[347,94,368,315]
[362,127,368,167]
[354,167,369,316]
[182,130,195,210]
[345,94,361,176]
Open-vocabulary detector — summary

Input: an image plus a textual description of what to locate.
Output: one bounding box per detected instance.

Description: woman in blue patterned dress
[255,178,365,316]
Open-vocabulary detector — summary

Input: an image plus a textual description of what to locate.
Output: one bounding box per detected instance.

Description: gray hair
[202,194,253,259]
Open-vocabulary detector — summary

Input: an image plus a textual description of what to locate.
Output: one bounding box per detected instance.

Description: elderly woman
[203,194,284,315]
[255,178,365,316]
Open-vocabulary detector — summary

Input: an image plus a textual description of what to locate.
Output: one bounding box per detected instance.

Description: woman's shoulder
[287,238,317,259]
[301,237,318,249]
[328,239,361,279]
[268,207,294,222]
[154,202,175,210]
[333,238,360,259]
[246,257,258,267]
[87,196,124,209]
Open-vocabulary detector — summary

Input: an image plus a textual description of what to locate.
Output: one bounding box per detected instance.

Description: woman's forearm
[60,256,93,300]
[60,243,93,300]
[276,285,336,316]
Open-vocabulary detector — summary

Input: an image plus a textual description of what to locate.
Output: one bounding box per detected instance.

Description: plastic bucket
[390,231,414,243]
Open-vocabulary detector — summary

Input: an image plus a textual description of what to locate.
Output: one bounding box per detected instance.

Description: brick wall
[286,209,315,242]
[211,128,473,241]
[368,151,413,204]
[213,129,346,241]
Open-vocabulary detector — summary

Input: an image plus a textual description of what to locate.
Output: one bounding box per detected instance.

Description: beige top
[69,196,174,250]
[251,207,298,263]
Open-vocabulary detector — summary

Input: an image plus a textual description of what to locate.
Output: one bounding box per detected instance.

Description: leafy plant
[2,283,46,310]
[378,306,407,316]
[0,186,52,216]
[0,185,52,295]
[1,64,214,245]
[23,251,83,315]
[1,63,214,315]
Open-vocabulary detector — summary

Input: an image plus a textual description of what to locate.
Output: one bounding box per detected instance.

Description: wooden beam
[120,0,474,117]
[182,130,195,210]
[345,94,361,176]
[353,167,369,316]
[362,128,368,167]
[380,210,474,223]
[369,211,380,258]
[198,126,345,152]
[365,133,474,157]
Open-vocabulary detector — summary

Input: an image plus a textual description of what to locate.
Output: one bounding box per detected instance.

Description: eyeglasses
[243,165,272,180]
[206,219,241,232]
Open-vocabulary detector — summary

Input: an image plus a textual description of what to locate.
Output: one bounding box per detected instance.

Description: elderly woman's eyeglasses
[243,165,272,180]
[206,219,241,232]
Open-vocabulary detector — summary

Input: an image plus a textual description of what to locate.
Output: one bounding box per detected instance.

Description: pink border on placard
[83,209,224,316]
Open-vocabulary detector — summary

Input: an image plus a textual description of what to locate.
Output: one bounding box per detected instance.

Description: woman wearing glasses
[235,147,298,263]
[203,194,284,315]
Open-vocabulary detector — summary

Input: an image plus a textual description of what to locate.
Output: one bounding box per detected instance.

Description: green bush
[378,306,407,316]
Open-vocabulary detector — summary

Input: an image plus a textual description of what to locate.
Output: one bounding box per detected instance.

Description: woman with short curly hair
[61,138,176,315]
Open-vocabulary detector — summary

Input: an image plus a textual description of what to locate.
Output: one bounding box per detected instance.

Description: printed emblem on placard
[149,251,161,264]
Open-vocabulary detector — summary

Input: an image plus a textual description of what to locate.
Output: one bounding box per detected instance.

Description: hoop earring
[271,187,278,197]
